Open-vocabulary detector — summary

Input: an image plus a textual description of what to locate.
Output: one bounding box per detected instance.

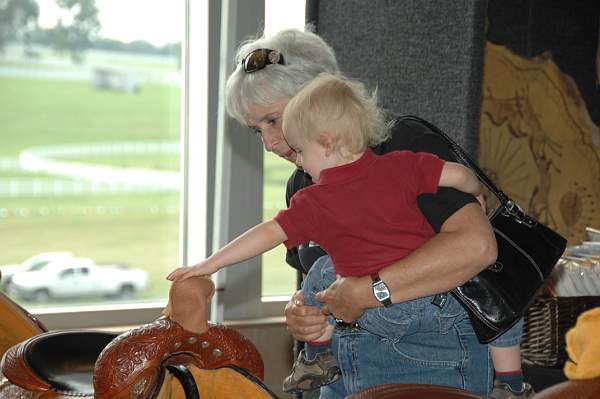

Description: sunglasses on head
[241,49,285,73]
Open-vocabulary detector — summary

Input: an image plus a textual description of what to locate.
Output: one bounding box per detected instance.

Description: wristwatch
[371,272,392,306]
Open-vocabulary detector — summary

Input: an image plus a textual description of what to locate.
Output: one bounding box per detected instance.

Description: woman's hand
[284,290,328,341]
[316,275,373,322]
[166,261,217,282]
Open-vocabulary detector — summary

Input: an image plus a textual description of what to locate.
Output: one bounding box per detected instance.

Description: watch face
[373,281,390,301]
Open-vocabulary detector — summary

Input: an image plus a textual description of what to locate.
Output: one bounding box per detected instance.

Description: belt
[334,318,360,329]
[431,293,448,308]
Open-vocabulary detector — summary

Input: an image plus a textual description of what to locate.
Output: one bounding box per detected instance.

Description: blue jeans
[489,318,523,348]
[303,256,493,398]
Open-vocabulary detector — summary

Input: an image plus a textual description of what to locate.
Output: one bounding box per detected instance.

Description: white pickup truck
[9,257,149,301]
[0,252,73,292]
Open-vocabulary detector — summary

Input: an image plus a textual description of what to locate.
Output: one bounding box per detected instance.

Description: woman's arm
[167,220,287,281]
[439,162,482,197]
[317,202,497,321]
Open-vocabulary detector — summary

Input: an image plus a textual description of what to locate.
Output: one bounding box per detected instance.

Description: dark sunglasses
[241,49,285,73]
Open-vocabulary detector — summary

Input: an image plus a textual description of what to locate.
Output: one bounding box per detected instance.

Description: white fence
[0,178,177,197]
[0,141,180,197]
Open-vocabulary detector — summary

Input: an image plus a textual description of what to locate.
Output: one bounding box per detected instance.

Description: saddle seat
[1,330,117,396]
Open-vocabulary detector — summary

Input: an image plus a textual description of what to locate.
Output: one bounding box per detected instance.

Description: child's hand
[166,261,217,281]
[476,193,487,213]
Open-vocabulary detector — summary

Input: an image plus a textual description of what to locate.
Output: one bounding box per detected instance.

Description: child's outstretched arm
[438,162,482,197]
[166,220,287,281]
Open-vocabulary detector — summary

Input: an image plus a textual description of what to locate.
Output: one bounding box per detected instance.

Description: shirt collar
[317,149,375,186]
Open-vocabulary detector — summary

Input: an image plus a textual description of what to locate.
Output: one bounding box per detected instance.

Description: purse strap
[398,115,513,207]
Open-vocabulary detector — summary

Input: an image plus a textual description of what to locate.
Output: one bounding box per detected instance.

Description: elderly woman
[224,29,497,398]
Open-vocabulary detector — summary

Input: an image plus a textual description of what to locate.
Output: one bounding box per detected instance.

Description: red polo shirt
[274,149,444,277]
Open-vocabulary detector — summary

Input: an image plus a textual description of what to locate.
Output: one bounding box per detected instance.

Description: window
[0,0,184,324]
[261,0,305,297]
[207,0,307,322]
[59,269,74,279]
[1,0,306,327]
[261,151,296,297]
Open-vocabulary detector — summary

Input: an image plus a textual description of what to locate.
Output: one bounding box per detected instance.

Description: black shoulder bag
[401,116,568,343]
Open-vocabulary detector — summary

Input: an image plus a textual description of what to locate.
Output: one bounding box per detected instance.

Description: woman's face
[245,98,297,164]
[284,128,328,182]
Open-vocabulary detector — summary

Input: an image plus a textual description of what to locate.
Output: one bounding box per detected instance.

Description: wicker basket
[521,295,600,367]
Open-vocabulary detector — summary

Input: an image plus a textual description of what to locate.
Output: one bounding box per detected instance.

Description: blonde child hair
[282,73,391,155]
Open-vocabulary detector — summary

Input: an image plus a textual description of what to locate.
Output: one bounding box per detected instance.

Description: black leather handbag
[402,116,568,343]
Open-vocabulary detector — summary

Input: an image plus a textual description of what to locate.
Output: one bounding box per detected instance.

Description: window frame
[210,0,290,322]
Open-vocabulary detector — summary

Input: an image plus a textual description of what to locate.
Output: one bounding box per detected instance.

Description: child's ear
[320,132,336,156]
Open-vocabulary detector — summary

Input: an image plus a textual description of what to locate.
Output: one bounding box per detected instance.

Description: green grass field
[262,152,297,296]
[0,70,296,306]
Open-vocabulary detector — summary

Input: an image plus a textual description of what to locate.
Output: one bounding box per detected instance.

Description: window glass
[0,0,183,308]
[261,0,305,297]
[59,269,74,279]
[30,261,51,271]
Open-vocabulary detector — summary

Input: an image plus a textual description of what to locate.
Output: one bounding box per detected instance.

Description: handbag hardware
[503,201,536,227]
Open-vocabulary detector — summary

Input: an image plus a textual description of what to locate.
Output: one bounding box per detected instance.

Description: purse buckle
[504,201,537,228]
[505,200,521,216]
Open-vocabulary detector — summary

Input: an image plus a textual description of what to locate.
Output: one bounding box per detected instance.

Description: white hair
[225,28,340,124]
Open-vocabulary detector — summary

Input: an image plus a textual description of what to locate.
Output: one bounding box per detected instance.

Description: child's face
[284,130,329,182]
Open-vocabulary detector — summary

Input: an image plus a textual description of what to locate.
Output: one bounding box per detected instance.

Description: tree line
[0,0,181,63]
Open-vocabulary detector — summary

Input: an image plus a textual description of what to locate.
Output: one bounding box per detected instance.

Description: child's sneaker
[282,348,341,393]
[490,381,535,399]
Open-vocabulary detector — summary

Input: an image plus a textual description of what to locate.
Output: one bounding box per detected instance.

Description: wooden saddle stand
[0,273,597,399]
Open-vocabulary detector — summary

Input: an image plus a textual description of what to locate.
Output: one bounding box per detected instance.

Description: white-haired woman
[224,29,497,398]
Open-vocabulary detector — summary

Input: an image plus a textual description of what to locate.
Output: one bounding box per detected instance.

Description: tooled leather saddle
[0,274,269,399]
[0,316,266,399]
